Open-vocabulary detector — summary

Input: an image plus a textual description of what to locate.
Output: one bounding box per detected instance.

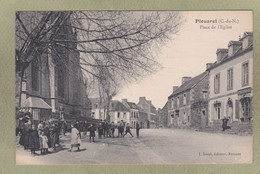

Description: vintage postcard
[15,11,253,165]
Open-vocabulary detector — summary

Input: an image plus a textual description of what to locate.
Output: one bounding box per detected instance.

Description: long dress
[41,135,49,149]
[29,129,40,150]
[70,127,81,147]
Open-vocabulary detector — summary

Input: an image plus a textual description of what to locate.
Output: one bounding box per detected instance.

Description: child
[40,132,49,154]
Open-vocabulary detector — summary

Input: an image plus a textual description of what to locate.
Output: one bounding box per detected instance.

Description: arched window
[31,58,40,91]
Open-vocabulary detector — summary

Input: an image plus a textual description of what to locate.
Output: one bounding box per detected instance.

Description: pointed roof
[126,102,139,109]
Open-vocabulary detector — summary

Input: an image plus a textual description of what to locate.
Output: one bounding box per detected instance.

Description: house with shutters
[122,99,139,128]
[207,32,253,133]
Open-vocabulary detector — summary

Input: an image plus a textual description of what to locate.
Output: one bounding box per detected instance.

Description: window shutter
[249,97,253,118]
[235,100,239,119]
[221,104,224,119]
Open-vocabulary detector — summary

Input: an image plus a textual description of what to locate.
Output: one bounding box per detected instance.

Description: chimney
[216,48,228,63]
[182,77,192,84]
[139,97,146,102]
[228,41,242,57]
[122,99,128,103]
[172,86,179,93]
[206,63,213,69]
[240,32,253,50]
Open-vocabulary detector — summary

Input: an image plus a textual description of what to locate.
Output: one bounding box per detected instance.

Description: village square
[15,11,253,164]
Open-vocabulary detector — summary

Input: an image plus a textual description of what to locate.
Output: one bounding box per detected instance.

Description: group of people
[17,114,141,155]
[68,120,141,152]
[18,117,62,155]
[96,120,141,139]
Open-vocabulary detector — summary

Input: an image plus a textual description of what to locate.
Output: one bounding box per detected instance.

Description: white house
[207,32,253,130]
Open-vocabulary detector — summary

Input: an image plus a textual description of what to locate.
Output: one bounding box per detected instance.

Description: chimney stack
[182,77,192,84]
[240,32,253,50]
[122,99,128,103]
[139,97,146,102]
[206,63,213,69]
[216,48,228,63]
[172,86,179,93]
[228,41,242,57]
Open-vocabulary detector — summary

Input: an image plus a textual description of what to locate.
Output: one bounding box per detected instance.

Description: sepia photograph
[15,11,253,165]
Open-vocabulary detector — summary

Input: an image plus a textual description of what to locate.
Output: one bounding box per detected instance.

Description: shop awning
[21,97,51,109]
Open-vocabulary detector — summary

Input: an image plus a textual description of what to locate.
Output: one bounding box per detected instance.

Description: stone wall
[190,74,209,129]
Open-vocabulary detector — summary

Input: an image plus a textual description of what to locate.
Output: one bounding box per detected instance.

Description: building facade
[157,102,168,127]
[137,97,157,128]
[122,99,139,128]
[208,32,253,133]
[89,98,106,120]
[168,72,209,129]
[109,100,130,124]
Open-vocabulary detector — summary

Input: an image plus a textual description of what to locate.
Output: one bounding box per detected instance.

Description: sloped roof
[110,100,129,112]
[168,71,208,98]
[21,97,51,109]
[126,102,139,109]
[208,44,253,70]
[151,105,157,114]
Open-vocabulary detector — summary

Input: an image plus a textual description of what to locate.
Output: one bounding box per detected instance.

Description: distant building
[122,99,139,128]
[109,100,130,124]
[168,72,209,129]
[137,97,157,128]
[138,107,149,128]
[157,102,168,127]
[207,32,253,133]
[89,98,106,120]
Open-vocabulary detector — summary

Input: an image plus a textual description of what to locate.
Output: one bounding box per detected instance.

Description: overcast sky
[114,11,253,109]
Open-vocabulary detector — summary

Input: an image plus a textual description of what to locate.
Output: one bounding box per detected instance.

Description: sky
[113,11,253,109]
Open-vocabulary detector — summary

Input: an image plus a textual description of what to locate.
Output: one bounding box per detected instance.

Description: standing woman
[28,125,40,155]
[68,123,81,152]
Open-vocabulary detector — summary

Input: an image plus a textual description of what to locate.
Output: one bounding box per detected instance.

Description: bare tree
[15,11,184,108]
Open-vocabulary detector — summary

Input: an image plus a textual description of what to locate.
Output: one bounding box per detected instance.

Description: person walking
[136,121,141,138]
[68,123,81,152]
[123,123,134,137]
[117,120,124,137]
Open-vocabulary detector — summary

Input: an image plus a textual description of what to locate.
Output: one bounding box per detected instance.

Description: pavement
[16,128,252,165]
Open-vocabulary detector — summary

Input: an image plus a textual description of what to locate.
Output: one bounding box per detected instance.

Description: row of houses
[89,97,158,128]
[160,32,253,133]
